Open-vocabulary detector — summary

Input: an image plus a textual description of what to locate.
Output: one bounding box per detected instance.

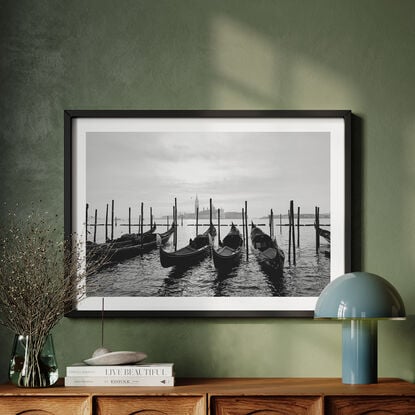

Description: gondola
[88,225,175,264]
[212,223,243,274]
[315,224,330,258]
[108,223,158,246]
[250,222,284,276]
[160,224,216,268]
[315,225,331,243]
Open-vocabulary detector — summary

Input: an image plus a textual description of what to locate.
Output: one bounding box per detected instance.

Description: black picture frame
[64,110,351,318]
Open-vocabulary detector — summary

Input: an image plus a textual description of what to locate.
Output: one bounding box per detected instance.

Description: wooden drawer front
[0,396,90,415]
[326,396,415,414]
[212,396,322,415]
[95,396,205,415]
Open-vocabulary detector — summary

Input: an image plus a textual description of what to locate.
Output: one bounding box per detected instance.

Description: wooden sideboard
[1,378,415,415]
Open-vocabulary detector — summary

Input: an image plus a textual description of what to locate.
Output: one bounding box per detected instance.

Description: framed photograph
[64,110,351,317]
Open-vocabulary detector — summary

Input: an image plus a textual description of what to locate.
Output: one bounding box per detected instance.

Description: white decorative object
[84,350,147,366]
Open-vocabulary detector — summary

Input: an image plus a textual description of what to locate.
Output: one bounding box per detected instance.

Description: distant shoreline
[89,213,330,222]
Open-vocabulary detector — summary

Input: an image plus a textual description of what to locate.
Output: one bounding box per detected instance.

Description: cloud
[86,131,329,216]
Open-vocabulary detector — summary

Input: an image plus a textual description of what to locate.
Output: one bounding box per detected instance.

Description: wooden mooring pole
[140,202,144,255]
[297,206,300,248]
[140,202,144,240]
[174,198,178,251]
[288,209,291,263]
[217,208,221,244]
[85,203,89,241]
[128,207,131,234]
[111,200,115,241]
[196,207,199,236]
[93,209,98,243]
[105,204,109,242]
[245,201,249,260]
[242,208,245,244]
[172,206,175,250]
[290,200,296,266]
[315,206,320,254]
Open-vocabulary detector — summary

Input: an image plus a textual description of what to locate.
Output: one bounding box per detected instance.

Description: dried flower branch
[0,205,109,386]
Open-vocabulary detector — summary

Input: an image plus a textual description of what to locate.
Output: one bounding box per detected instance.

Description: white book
[64,375,175,387]
[66,363,174,377]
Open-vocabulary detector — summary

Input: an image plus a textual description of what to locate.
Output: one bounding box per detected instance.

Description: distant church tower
[195,194,199,217]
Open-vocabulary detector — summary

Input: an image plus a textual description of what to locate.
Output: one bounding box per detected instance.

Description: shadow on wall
[207,3,415,381]
[0,0,415,381]
[208,12,360,108]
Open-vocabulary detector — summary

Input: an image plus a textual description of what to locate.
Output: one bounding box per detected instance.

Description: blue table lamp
[314,272,405,384]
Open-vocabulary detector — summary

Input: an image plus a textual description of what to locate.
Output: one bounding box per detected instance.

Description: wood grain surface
[0,378,415,415]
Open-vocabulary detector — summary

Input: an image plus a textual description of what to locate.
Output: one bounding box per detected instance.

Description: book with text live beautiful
[64,375,175,387]
[66,363,174,377]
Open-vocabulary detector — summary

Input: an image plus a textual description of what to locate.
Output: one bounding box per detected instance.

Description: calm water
[87,218,330,298]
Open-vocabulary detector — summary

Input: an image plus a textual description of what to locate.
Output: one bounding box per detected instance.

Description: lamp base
[342,320,378,384]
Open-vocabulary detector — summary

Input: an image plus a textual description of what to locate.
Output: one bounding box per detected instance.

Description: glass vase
[9,333,59,387]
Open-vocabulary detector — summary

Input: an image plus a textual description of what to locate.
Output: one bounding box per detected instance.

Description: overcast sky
[86,131,330,219]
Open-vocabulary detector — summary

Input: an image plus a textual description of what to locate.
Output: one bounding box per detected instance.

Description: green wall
[1,0,414,382]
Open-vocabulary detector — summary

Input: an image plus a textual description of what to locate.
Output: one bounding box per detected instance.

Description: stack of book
[64,363,175,387]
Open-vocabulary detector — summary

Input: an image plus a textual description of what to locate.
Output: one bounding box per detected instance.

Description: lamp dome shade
[314,272,406,319]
